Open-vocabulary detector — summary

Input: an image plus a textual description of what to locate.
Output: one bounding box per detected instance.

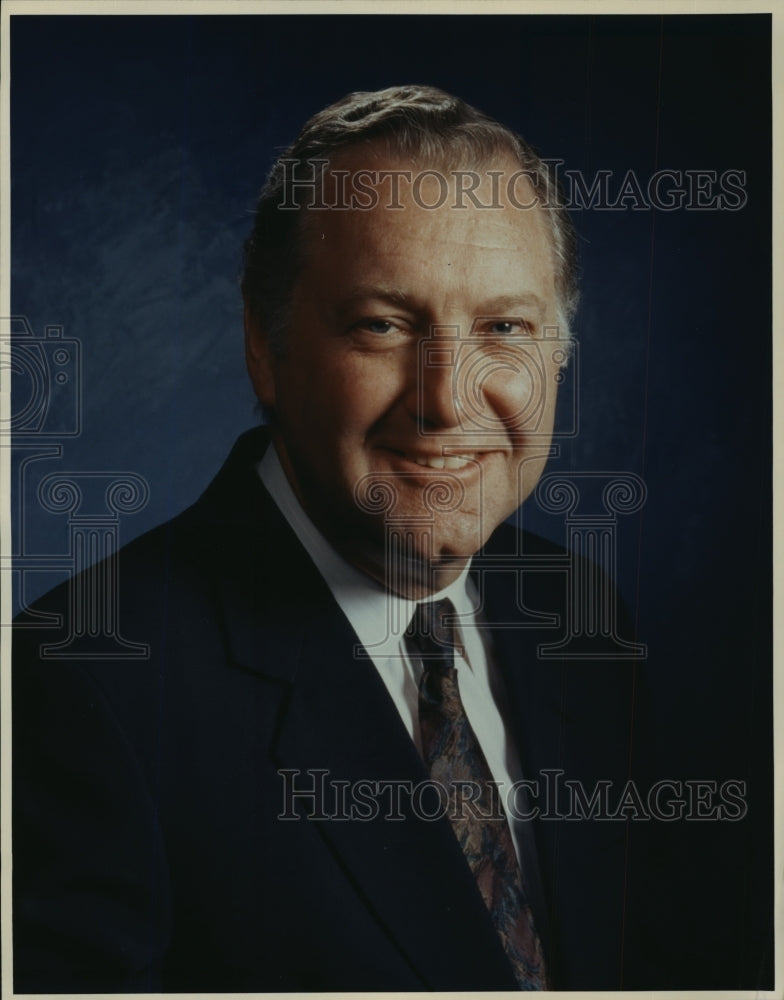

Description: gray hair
[241,85,578,352]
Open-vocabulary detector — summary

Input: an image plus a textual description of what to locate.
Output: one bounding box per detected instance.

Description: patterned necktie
[406,598,548,991]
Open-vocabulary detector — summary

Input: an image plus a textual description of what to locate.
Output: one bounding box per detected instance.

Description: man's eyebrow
[337,286,419,310]
[337,288,547,316]
[475,294,546,317]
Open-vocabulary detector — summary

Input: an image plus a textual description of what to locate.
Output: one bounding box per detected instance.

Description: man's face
[246,151,563,596]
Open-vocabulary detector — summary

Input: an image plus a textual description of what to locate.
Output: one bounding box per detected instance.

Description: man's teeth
[411,454,475,470]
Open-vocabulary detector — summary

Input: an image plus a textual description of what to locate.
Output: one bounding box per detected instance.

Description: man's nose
[408,332,466,431]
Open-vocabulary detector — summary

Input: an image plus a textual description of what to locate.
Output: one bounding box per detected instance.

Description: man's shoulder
[487,519,568,556]
[481,516,640,662]
[11,427,301,685]
[17,427,276,612]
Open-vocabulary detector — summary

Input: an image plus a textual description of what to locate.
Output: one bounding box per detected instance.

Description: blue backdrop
[9,13,773,985]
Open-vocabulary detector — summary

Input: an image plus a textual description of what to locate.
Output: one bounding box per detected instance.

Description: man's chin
[330,528,473,599]
[373,544,476,599]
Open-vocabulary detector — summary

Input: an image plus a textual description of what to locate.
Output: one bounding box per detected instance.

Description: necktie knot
[405,598,458,665]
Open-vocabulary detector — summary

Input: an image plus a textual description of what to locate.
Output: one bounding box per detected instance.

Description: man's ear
[244,303,276,408]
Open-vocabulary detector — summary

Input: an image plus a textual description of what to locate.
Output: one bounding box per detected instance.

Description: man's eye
[363,319,396,334]
[485,319,532,336]
[349,316,411,348]
[352,317,402,336]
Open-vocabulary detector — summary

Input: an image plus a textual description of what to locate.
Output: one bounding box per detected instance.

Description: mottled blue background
[10,13,773,981]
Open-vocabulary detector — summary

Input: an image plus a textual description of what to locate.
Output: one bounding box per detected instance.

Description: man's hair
[241,85,578,353]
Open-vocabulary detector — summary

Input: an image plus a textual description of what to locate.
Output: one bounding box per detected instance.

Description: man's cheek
[458,351,550,433]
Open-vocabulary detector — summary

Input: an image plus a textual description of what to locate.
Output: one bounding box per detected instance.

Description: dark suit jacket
[13,428,656,992]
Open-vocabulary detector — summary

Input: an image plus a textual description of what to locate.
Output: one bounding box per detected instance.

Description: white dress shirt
[259,443,527,859]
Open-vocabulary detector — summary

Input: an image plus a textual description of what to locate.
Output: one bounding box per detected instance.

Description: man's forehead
[290,149,553,259]
[294,171,557,319]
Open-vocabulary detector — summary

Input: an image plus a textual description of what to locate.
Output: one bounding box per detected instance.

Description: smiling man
[14,86,654,992]
[245,139,563,597]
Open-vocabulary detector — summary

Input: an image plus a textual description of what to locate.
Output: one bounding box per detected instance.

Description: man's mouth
[411,453,476,471]
[383,446,492,472]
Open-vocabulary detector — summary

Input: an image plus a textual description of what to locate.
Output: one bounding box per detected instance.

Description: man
[13,86,653,991]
